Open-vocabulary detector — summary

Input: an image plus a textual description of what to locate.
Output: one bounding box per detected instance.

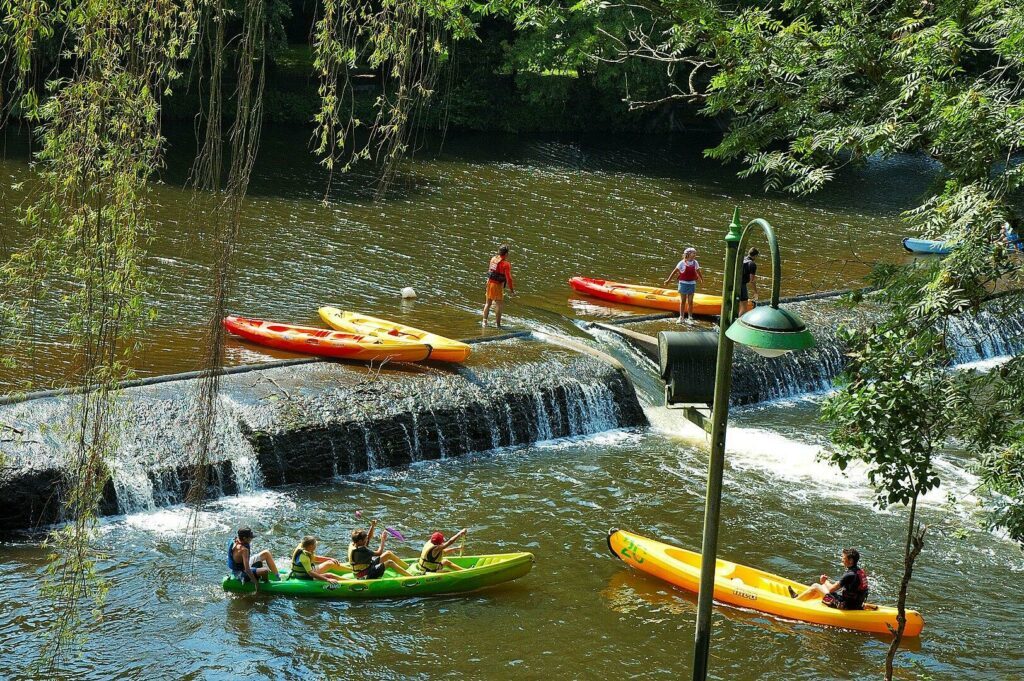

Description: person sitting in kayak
[664,247,703,324]
[289,535,344,584]
[418,529,468,573]
[349,519,413,579]
[791,547,869,610]
[482,244,515,329]
[228,527,280,590]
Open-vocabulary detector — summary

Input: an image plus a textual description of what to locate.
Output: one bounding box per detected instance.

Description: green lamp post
[690,208,814,681]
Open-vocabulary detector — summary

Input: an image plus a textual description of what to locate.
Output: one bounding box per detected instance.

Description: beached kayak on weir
[902,237,951,255]
[222,552,534,599]
[607,529,923,637]
[569,277,723,316]
[318,307,472,363]
[223,315,433,362]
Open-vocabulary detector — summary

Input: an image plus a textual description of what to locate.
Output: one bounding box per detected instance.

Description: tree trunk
[885,493,927,681]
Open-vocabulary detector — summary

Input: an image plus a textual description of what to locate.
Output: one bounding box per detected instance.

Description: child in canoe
[288,535,344,584]
[348,519,413,579]
[417,529,469,573]
[664,247,703,324]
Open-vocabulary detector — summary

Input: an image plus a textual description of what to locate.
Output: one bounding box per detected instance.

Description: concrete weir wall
[0,342,646,532]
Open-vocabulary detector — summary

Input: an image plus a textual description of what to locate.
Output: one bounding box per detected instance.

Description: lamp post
[690,207,815,681]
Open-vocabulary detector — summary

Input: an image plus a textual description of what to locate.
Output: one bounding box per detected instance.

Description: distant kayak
[318,307,471,363]
[222,552,534,599]
[902,237,951,255]
[608,529,923,637]
[569,277,723,316]
[223,315,432,362]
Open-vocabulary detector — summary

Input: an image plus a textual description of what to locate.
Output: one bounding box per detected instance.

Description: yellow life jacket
[418,541,444,572]
[348,542,374,572]
[289,546,314,580]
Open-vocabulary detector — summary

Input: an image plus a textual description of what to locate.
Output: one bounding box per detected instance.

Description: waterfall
[728,297,1024,405]
[106,392,265,515]
[0,351,650,531]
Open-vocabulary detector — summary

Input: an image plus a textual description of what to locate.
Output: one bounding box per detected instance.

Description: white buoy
[401,287,417,299]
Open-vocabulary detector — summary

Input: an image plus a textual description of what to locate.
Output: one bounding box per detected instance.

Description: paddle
[355,510,407,542]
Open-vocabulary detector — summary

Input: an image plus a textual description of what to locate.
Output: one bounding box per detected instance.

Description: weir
[600,293,1024,405]
[0,343,645,532]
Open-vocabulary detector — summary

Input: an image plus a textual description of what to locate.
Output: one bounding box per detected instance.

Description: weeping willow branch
[1,0,199,670]
[184,0,267,560]
[312,0,473,197]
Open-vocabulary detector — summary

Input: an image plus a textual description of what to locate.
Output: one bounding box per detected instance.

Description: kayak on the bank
[607,529,923,637]
[569,277,723,316]
[318,307,472,363]
[223,315,433,362]
[222,552,534,599]
[902,237,951,255]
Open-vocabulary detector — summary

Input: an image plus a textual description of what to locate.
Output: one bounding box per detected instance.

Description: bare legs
[379,550,412,576]
[796,582,832,601]
[252,549,280,580]
[482,297,505,328]
[678,293,695,323]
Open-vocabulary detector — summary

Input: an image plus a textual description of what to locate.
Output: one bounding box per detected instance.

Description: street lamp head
[725,305,815,357]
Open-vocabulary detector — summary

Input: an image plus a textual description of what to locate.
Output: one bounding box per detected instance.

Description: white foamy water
[102,491,294,537]
[646,404,987,515]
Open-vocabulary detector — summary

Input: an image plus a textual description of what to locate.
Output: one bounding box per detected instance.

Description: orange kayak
[223,315,432,362]
[569,277,722,316]
[608,529,923,637]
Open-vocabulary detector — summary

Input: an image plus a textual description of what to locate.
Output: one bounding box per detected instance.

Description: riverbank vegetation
[2,0,1024,677]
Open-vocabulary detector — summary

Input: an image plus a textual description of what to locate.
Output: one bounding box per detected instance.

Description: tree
[821,305,959,679]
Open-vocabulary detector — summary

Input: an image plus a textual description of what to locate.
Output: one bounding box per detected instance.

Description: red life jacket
[487,256,507,285]
[679,259,699,282]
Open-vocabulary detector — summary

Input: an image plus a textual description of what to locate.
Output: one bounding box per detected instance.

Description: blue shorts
[678,281,696,295]
[233,560,264,582]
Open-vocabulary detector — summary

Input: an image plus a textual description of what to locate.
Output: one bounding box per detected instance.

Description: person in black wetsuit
[739,247,759,315]
[227,527,280,591]
[792,547,870,610]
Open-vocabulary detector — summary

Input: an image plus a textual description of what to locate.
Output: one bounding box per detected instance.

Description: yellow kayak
[318,307,472,363]
[608,529,923,637]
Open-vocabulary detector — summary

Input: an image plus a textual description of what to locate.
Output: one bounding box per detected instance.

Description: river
[1,128,1020,679]
[1,127,930,389]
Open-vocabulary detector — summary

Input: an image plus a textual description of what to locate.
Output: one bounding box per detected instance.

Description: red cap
[430,532,445,545]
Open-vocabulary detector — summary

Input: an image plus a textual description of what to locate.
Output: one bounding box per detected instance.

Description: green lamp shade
[726,305,815,357]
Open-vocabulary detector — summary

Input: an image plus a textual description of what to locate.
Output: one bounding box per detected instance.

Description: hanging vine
[1,0,480,668]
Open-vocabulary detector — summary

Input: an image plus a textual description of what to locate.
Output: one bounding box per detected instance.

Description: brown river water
[2,128,1021,679]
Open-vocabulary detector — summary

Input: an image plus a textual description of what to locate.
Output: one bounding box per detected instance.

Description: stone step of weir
[593,290,1024,405]
[0,341,646,533]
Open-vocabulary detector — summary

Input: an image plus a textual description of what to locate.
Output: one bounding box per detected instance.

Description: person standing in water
[482,244,515,329]
[664,247,703,323]
[739,247,760,315]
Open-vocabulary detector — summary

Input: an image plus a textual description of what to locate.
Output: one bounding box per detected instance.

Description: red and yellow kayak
[569,277,723,316]
[223,315,432,362]
[318,307,471,363]
[608,529,923,637]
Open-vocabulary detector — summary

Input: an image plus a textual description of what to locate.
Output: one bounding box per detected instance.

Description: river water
[2,128,1021,679]
[1,127,929,389]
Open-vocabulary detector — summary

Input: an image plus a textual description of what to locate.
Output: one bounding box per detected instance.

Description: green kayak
[221,552,534,599]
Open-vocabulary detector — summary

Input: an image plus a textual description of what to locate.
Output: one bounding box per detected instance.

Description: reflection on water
[1,128,935,390]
